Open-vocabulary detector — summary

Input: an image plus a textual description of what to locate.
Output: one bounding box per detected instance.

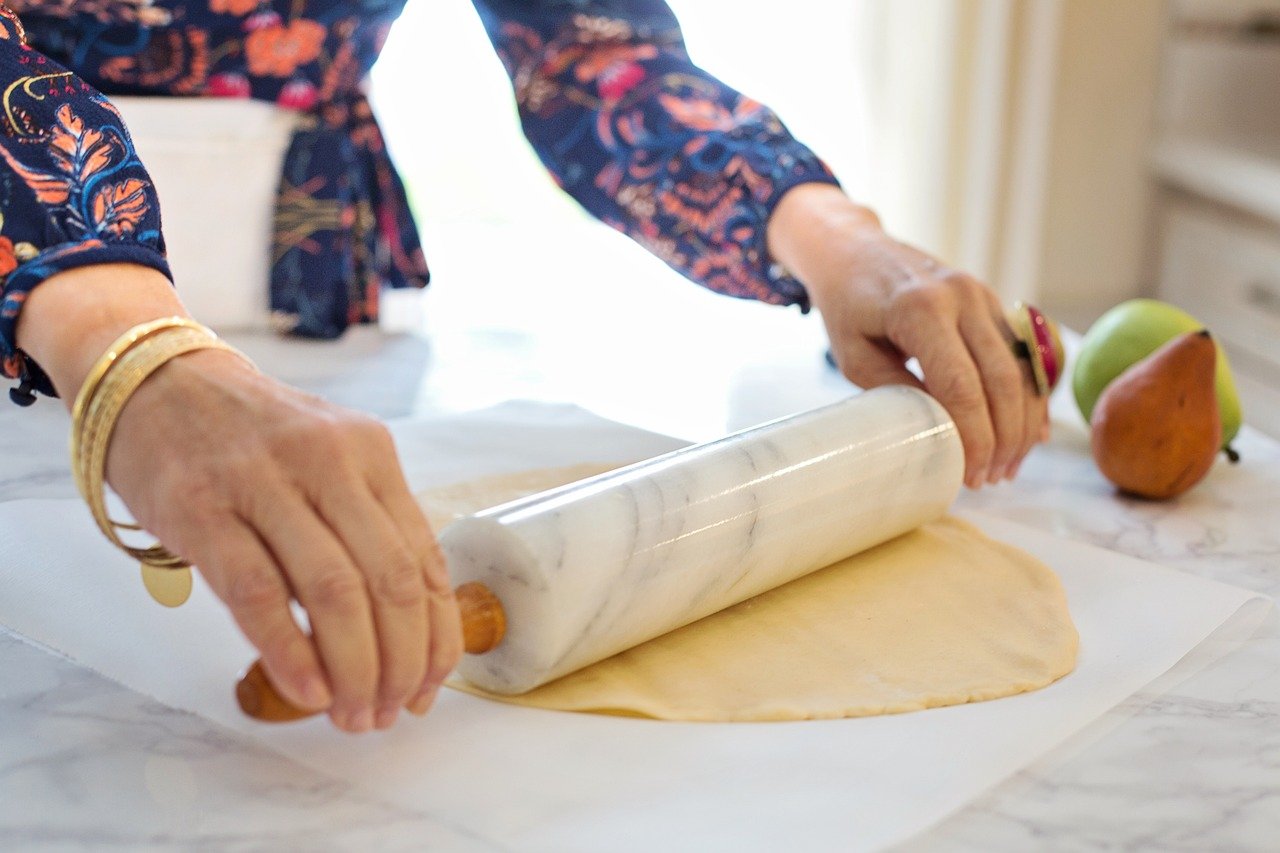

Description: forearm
[765,184,885,306]
[475,0,839,306]
[15,263,188,403]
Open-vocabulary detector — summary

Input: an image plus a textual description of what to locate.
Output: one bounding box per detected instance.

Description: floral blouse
[0,0,838,402]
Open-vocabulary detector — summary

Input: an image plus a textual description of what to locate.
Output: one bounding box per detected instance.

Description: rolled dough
[419,466,1078,722]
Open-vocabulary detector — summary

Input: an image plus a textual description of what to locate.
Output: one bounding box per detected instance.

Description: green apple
[1073,298,1242,454]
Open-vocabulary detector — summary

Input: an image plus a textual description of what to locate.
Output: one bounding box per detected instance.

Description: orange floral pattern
[209,0,256,15]
[0,14,169,400]
[0,237,17,277]
[245,19,326,77]
[91,178,151,236]
[481,1,837,308]
[22,0,429,339]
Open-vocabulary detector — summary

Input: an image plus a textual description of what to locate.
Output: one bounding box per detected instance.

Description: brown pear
[1090,330,1222,500]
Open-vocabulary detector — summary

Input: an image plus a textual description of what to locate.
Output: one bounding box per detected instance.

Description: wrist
[15,263,188,402]
[766,184,885,304]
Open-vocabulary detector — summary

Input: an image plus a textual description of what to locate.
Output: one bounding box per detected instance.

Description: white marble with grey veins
[444,386,962,693]
[0,627,499,851]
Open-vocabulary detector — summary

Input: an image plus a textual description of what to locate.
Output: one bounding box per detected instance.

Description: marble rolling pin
[237,385,964,721]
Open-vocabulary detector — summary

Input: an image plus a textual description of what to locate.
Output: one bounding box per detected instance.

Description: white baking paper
[0,401,1269,851]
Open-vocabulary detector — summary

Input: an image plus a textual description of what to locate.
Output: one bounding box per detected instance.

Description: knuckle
[304,568,367,614]
[988,362,1024,398]
[259,632,312,682]
[155,468,229,531]
[226,566,287,613]
[337,658,379,698]
[179,465,222,507]
[371,563,426,609]
[942,270,983,296]
[429,641,463,680]
[965,441,996,472]
[421,540,451,593]
[380,662,423,704]
[993,419,1022,448]
[427,606,464,681]
[935,374,985,414]
[894,284,946,317]
[967,427,996,458]
[304,418,349,453]
[278,415,348,461]
[359,421,402,480]
[359,419,396,451]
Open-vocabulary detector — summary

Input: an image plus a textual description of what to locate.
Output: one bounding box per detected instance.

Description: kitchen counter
[1,225,1277,849]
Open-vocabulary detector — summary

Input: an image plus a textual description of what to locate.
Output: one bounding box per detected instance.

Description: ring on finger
[1004,302,1064,397]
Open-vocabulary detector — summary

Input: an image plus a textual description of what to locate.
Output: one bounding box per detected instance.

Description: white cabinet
[1159,201,1280,370]
[1152,0,1280,435]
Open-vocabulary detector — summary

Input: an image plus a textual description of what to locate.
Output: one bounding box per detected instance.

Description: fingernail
[350,708,374,733]
[986,465,1002,485]
[300,677,331,710]
[408,686,439,717]
[374,705,399,730]
[1040,421,1050,443]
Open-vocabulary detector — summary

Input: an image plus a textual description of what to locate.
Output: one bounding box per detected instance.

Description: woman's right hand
[18,264,462,733]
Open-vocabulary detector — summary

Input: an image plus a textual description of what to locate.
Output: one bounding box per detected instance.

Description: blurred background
[364,0,1280,436]
[125,0,1279,440]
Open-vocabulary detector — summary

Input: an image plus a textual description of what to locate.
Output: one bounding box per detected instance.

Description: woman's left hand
[767,184,1048,489]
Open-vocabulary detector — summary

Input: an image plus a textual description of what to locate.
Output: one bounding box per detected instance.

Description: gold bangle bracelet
[79,331,230,560]
[69,317,207,474]
[69,319,257,606]
[73,322,219,539]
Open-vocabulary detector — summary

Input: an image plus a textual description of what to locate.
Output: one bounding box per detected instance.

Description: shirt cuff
[1,239,173,401]
[756,168,843,314]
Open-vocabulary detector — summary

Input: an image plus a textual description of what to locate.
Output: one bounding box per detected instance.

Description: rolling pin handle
[454,580,507,655]
[235,581,506,723]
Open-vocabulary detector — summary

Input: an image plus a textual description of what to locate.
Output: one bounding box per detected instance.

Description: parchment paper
[0,401,1269,851]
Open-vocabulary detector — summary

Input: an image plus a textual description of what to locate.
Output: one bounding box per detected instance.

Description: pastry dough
[419,466,1078,722]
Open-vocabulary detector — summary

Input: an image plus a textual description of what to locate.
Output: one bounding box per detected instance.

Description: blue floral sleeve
[472,0,841,311]
[0,6,170,401]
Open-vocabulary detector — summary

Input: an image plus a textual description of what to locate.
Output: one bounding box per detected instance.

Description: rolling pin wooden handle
[235,581,506,723]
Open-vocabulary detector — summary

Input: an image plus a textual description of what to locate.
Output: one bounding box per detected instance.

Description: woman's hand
[18,264,462,733]
[767,184,1048,488]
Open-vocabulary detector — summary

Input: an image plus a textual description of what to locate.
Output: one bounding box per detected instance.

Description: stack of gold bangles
[70,317,256,607]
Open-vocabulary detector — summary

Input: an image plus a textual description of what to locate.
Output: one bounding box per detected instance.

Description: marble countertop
[2,225,1278,849]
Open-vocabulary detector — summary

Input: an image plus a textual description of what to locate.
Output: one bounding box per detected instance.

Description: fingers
[1018,385,1051,478]
[238,419,455,733]
[249,485,380,733]
[101,351,454,733]
[196,518,331,714]
[958,306,1027,483]
[405,586,461,716]
[314,477,429,731]
[872,270,1059,487]
[887,289,996,488]
[366,444,463,717]
[982,290,1050,479]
